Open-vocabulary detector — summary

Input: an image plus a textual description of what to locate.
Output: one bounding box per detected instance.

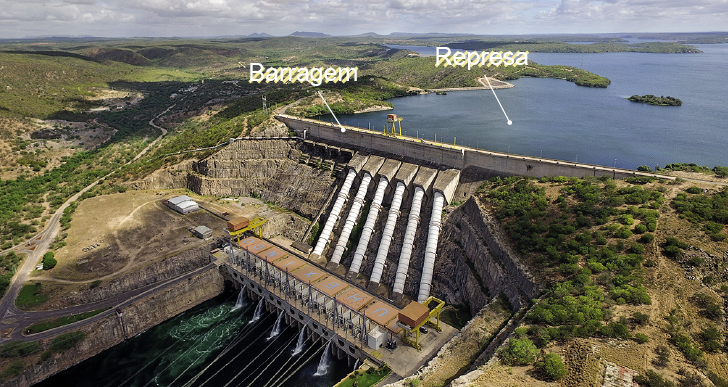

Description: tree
[42,252,57,270]
[537,353,567,380]
[501,337,539,366]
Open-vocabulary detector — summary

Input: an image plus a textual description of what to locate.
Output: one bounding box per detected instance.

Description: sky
[0,0,726,39]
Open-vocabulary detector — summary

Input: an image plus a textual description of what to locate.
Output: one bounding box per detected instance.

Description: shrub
[1,359,25,379]
[615,226,633,239]
[42,252,57,270]
[49,331,86,353]
[501,338,539,366]
[634,223,648,234]
[634,333,650,343]
[633,311,650,326]
[537,353,567,381]
[640,233,655,243]
[89,280,101,289]
[635,369,675,387]
[630,244,645,254]
[40,351,51,362]
[653,344,670,367]
[0,341,40,358]
[686,186,702,194]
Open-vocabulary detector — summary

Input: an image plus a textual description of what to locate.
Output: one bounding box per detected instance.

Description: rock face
[434,196,542,314]
[63,243,217,307]
[3,266,225,387]
[125,139,351,221]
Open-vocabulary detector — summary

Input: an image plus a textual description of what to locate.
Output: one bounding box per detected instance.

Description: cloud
[0,0,725,38]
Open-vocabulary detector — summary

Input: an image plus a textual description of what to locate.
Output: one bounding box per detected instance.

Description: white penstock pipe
[417,191,445,303]
[349,176,388,275]
[330,172,373,265]
[392,186,425,295]
[369,182,406,284]
[313,169,357,256]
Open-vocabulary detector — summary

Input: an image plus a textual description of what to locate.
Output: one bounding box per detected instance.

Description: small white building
[192,225,213,239]
[166,195,199,214]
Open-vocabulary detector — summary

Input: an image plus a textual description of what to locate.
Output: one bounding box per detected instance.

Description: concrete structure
[165,195,199,214]
[277,114,674,181]
[192,225,212,239]
[216,237,457,379]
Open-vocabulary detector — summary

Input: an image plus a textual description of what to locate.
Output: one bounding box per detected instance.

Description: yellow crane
[226,217,267,242]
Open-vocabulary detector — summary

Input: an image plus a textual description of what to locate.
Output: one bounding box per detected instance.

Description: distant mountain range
[290,31,331,37]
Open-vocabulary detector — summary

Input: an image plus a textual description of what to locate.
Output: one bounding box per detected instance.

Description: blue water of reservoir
[338,44,728,170]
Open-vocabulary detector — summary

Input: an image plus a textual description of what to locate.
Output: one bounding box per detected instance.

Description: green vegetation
[0,359,25,380]
[500,337,538,365]
[15,282,48,309]
[42,251,57,270]
[479,176,663,345]
[536,353,567,380]
[448,41,701,54]
[338,365,392,387]
[0,252,23,296]
[48,331,87,353]
[0,341,40,358]
[363,50,611,88]
[627,95,682,106]
[672,187,728,241]
[24,308,109,334]
[635,369,675,387]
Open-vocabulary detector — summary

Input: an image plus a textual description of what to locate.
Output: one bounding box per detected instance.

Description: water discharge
[292,326,306,355]
[352,358,360,372]
[231,286,246,310]
[267,311,284,340]
[35,292,350,387]
[314,341,332,376]
[249,298,264,324]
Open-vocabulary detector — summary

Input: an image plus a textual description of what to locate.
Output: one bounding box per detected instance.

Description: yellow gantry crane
[396,296,445,350]
[226,217,267,242]
[385,114,403,137]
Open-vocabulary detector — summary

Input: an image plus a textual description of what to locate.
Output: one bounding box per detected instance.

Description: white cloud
[0,0,726,38]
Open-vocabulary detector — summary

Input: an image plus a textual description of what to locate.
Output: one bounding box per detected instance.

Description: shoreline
[428,77,515,92]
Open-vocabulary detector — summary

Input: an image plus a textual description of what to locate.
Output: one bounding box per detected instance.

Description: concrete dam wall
[276,114,672,181]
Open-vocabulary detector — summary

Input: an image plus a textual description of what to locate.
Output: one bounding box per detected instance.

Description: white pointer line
[478,77,512,126]
[317,91,345,133]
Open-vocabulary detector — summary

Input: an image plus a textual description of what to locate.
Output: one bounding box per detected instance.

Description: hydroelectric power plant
[25,112,671,387]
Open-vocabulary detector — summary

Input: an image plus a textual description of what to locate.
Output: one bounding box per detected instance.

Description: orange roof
[271,256,306,272]
[337,288,373,311]
[257,246,288,263]
[398,301,429,328]
[364,301,399,326]
[247,240,273,255]
[387,317,403,334]
[313,275,349,297]
[291,265,327,283]
[238,236,261,248]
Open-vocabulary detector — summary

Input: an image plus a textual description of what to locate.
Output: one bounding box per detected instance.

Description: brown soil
[421,298,511,387]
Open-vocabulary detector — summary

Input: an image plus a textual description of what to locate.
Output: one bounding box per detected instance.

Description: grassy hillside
[478,176,728,385]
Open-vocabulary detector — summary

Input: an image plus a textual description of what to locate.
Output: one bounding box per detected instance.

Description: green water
[34,291,350,387]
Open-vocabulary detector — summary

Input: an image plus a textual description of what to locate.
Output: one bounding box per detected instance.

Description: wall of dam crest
[276,114,673,181]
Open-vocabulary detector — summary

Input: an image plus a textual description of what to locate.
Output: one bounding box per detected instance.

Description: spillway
[349,176,388,276]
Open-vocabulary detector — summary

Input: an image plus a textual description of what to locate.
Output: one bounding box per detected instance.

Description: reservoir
[34,290,350,387]
[336,44,728,170]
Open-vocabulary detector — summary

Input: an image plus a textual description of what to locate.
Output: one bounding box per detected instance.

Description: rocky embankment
[436,196,542,314]
[126,139,350,220]
[56,243,217,308]
[2,266,225,387]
